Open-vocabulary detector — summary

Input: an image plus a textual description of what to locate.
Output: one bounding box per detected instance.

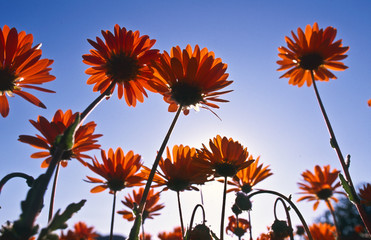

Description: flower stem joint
[235,192,252,211]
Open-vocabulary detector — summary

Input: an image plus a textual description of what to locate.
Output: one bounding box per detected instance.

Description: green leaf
[37,200,86,240]
[127,214,142,240]
[339,173,356,203]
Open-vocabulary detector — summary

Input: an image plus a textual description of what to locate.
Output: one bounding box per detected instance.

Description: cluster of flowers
[1,22,371,240]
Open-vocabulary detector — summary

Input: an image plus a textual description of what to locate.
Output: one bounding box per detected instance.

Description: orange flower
[0,25,55,117]
[150,45,232,115]
[118,187,164,222]
[140,233,152,240]
[18,109,101,168]
[223,156,272,193]
[359,183,371,206]
[158,226,183,240]
[141,145,211,192]
[297,165,344,210]
[60,222,99,240]
[195,135,254,178]
[85,147,144,193]
[306,223,336,240]
[226,215,249,238]
[82,24,160,107]
[277,22,349,87]
[368,99,371,107]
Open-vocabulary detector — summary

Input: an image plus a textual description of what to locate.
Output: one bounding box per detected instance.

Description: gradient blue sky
[1,0,371,239]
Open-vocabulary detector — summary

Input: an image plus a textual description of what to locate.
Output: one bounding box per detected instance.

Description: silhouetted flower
[60,222,98,240]
[226,215,249,238]
[18,109,101,168]
[277,22,349,87]
[0,25,55,117]
[359,183,371,206]
[83,24,160,106]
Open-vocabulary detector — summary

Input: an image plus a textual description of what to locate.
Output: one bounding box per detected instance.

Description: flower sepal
[53,114,80,153]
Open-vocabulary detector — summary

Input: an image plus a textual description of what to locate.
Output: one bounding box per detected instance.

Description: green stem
[109,191,117,240]
[48,162,60,222]
[80,81,115,123]
[138,106,182,213]
[310,71,371,235]
[177,191,185,239]
[326,199,341,239]
[220,176,228,240]
[248,189,313,240]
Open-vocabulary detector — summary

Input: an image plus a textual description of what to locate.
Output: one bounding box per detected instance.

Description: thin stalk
[220,176,228,240]
[141,223,145,240]
[80,81,115,123]
[109,191,117,240]
[248,211,253,240]
[274,198,294,240]
[248,189,313,240]
[138,106,182,213]
[236,215,241,240]
[326,199,341,239]
[48,162,61,222]
[310,71,371,234]
[189,204,206,231]
[177,191,185,239]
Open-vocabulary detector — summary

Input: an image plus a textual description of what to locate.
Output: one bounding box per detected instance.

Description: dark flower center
[0,68,16,92]
[241,184,252,193]
[190,224,212,240]
[233,227,246,237]
[171,81,203,106]
[271,220,293,238]
[107,179,125,192]
[167,178,190,192]
[105,53,139,83]
[299,53,324,70]
[316,188,333,200]
[50,145,73,161]
[215,162,238,177]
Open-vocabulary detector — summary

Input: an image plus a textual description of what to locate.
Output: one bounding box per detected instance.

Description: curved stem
[310,71,371,234]
[0,172,34,194]
[189,204,206,231]
[80,81,115,123]
[274,198,294,240]
[326,199,341,239]
[138,106,182,213]
[248,189,313,240]
[220,176,228,240]
[109,191,117,240]
[48,162,60,222]
[177,191,185,239]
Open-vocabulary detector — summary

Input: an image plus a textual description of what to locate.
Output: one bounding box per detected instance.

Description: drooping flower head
[359,183,371,206]
[297,165,345,210]
[195,135,254,178]
[158,226,183,240]
[226,215,250,238]
[85,147,144,193]
[0,25,55,117]
[82,24,160,107]
[150,45,233,115]
[306,223,336,240]
[60,222,99,240]
[142,145,211,192]
[118,187,164,222]
[277,22,349,87]
[18,109,101,168]
[222,156,273,193]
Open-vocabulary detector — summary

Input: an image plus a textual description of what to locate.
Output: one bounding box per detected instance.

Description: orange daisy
[140,233,152,240]
[18,109,101,168]
[85,147,144,193]
[150,45,232,115]
[226,215,250,238]
[368,99,371,107]
[297,165,345,210]
[118,187,164,222]
[0,25,55,117]
[359,183,371,206]
[60,222,99,240]
[141,145,211,192]
[82,24,160,107]
[277,22,349,87]
[158,226,183,240]
[306,223,336,240]
[195,135,254,178]
[222,156,273,193]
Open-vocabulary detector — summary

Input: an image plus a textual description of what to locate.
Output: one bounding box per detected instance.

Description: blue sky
[1,0,371,239]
